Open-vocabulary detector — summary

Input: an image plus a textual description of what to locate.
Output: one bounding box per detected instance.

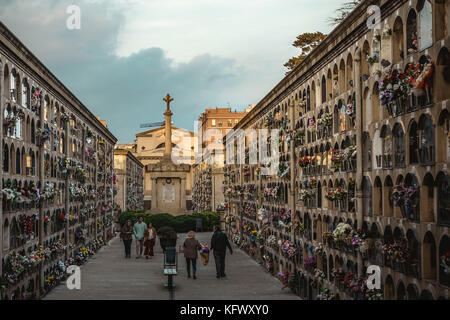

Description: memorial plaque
[162,183,175,203]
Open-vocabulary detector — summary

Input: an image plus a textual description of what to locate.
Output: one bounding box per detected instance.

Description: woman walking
[144,222,157,259]
[182,231,202,279]
[121,220,133,258]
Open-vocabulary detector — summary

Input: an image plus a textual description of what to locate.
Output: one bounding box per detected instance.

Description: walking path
[44,232,299,300]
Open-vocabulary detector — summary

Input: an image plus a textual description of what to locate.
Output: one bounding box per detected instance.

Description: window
[16,148,21,174]
[437,172,450,226]
[362,176,373,217]
[218,121,222,127]
[393,124,405,167]
[418,114,435,165]
[22,79,30,108]
[321,75,326,104]
[211,119,216,127]
[409,121,419,164]
[3,143,9,172]
[418,0,433,51]
[228,120,232,127]
[235,119,239,125]
[10,70,16,101]
[406,9,418,54]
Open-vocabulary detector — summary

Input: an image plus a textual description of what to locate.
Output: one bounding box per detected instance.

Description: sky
[0,0,346,143]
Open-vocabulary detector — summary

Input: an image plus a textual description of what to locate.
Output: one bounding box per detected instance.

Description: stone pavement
[44,232,300,300]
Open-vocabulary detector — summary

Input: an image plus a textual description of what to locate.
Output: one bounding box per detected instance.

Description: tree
[284,32,327,73]
[328,0,363,26]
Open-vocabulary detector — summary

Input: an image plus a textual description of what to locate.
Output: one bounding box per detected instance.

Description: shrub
[118,211,220,233]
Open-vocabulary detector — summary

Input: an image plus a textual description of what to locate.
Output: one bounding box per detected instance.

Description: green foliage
[118,211,220,233]
[284,32,327,73]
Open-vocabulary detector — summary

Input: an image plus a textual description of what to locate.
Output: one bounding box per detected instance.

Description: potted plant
[158,226,177,251]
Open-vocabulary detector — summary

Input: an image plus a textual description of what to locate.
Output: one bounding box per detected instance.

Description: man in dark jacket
[210,226,233,278]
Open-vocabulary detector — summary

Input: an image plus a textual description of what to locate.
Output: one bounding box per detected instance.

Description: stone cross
[163,94,174,112]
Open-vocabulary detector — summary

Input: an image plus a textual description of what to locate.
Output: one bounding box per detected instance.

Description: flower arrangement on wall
[4,110,25,128]
[31,88,41,112]
[382,242,408,263]
[299,189,313,202]
[366,54,379,66]
[316,287,335,300]
[280,240,297,258]
[440,251,450,274]
[36,127,59,147]
[266,235,278,248]
[378,70,409,107]
[408,32,418,54]
[325,187,347,201]
[298,156,310,168]
[330,149,344,170]
[317,113,332,127]
[391,184,418,217]
[343,145,357,160]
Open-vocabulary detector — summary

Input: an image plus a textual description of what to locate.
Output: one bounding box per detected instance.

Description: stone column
[354,47,364,277]
[181,175,187,211]
[151,174,157,212]
[164,111,173,159]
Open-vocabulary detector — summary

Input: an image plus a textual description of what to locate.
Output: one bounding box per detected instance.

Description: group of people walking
[120,216,157,259]
[120,219,233,279]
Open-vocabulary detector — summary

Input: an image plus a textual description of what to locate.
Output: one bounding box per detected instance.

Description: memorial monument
[146,94,191,215]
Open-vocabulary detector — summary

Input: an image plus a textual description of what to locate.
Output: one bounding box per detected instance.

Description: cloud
[0,0,254,142]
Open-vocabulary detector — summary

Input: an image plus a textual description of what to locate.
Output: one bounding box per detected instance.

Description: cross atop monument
[163,93,174,112]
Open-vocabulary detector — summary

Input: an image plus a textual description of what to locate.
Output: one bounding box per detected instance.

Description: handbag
[179,244,184,253]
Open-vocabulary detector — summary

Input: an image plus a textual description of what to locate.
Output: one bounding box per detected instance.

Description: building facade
[223,0,450,300]
[0,22,117,299]
[113,148,144,212]
[198,107,252,148]
[193,107,252,212]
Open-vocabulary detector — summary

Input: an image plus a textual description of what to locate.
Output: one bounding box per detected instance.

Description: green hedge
[118,211,220,233]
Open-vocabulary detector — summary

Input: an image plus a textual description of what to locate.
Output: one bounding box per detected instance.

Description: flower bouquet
[316,287,335,300]
[281,240,297,258]
[382,242,408,263]
[413,58,433,90]
[299,189,313,202]
[200,244,210,265]
[331,149,344,170]
[391,184,418,217]
[317,113,333,128]
[440,250,450,274]
[298,156,310,168]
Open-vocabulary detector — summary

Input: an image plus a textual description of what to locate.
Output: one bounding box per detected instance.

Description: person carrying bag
[182,231,202,279]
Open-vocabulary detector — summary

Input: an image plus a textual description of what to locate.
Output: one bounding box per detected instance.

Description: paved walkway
[44,232,299,300]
